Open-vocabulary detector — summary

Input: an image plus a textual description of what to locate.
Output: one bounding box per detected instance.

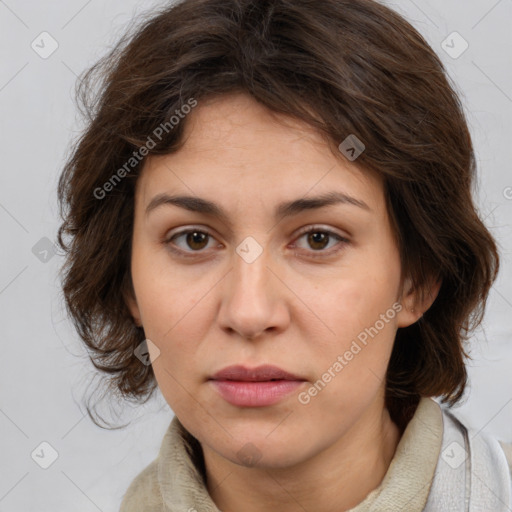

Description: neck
[203,402,402,512]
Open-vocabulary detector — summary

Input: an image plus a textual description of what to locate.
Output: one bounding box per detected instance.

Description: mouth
[208,364,307,407]
[210,364,304,382]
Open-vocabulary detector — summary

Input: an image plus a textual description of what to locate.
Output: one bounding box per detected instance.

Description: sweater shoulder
[499,441,512,478]
[444,407,512,480]
[119,458,164,512]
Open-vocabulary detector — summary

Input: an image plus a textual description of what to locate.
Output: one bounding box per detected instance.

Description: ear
[396,274,442,328]
[122,276,143,327]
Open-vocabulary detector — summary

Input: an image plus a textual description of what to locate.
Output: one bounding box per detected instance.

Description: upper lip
[210,365,305,382]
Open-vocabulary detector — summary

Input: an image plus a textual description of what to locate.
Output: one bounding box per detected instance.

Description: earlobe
[129,301,143,327]
[122,279,142,327]
[396,275,442,328]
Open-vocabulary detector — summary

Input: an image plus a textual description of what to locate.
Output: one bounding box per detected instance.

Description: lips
[210,364,305,382]
[209,365,306,407]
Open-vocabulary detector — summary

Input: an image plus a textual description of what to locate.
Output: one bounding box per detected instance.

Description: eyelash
[163,225,349,260]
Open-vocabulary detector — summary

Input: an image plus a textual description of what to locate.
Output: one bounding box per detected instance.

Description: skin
[125,92,441,512]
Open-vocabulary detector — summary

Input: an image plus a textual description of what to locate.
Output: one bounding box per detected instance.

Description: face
[126,92,430,469]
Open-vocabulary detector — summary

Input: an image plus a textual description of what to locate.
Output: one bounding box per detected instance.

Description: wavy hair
[57,0,500,429]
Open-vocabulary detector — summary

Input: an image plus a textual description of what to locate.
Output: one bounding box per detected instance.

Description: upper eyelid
[294,224,348,239]
[166,224,347,238]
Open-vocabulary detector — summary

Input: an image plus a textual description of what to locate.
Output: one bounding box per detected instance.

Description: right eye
[164,228,221,257]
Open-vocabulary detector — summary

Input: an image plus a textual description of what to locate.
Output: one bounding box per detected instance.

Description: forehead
[135,93,384,216]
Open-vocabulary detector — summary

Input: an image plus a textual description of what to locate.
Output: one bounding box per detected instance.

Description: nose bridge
[218,235,285,339]
[232,236,273,313]
[238,235,272,285]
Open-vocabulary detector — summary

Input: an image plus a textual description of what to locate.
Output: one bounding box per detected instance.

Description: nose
[217,242,290,341]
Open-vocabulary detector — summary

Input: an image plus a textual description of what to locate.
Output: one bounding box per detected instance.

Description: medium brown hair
[57,0,500,430]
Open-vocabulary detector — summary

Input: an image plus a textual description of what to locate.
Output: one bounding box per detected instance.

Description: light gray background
[1,0,511,510]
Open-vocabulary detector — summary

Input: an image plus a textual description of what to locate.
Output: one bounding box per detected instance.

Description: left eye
[293,229,347,253]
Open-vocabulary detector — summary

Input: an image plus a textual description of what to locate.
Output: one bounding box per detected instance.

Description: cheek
[304,268,399,349]
[293,259,401,407]
[296,278,399,417]
[132,242,206,336]
[142,286,211,359]
[146,297,210,414]
[131,272,208,389]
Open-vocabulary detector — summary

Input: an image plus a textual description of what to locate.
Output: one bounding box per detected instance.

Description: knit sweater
[119,397,512,511]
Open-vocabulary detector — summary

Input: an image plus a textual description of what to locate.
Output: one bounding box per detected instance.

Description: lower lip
[210,380,304,407]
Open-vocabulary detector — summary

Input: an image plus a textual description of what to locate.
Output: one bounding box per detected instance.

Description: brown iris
[186,231,209,250]
[307,232,330,250]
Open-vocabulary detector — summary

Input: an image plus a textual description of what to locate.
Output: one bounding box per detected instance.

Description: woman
[56,0,512,510]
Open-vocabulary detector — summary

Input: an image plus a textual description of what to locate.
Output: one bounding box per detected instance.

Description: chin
[212,430,313,469]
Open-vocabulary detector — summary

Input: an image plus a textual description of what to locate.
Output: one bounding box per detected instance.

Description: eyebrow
[145,191,371,226]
